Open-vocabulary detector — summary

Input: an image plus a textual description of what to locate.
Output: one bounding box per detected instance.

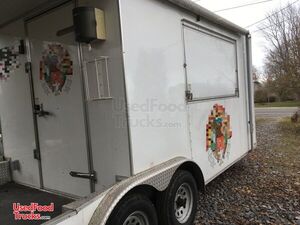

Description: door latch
[34,104,51,117]
[33,149,41,160]
[185,90,193,101]
[186,84,193,101]
[70,171,97,182]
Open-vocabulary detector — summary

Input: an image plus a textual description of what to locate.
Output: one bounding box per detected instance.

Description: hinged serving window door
[183,23,239,102]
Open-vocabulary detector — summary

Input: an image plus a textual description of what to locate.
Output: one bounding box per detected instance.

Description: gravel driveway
[195,119,300,225]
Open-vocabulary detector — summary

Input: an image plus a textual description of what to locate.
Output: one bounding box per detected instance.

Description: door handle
[70,171,97,181]
[34,104,51,117]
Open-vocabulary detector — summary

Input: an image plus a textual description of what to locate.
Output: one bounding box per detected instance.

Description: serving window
[183,23,239,101]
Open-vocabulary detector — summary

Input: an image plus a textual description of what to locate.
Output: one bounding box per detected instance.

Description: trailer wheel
[156,170,198,225]
[106,194,158,225]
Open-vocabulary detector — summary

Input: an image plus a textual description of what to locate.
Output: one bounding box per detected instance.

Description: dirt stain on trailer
[206,104,232,167]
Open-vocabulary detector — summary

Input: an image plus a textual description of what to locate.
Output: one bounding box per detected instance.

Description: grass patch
[255,118,273,124]
[272,118,300,174]
[255,101,300,108]
[279,117,300,135]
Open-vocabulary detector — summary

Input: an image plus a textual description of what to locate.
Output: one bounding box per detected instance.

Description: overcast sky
[191,0,300,71]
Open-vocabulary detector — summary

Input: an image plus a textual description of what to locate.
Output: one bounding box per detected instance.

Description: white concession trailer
[0,0,256,224]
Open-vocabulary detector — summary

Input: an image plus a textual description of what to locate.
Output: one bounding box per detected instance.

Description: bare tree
[262,3,300,100]
[252,66,260,81]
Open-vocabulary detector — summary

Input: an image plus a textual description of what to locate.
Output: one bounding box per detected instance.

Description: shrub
[255,89,268,103]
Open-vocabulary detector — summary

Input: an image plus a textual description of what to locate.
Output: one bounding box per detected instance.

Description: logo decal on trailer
[206,104,232,167]
[40,43,73,96]
[0,43,21,80]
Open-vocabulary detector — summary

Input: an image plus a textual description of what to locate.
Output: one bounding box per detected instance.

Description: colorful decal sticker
[40,43,73,96]
[206,104,232,167]
[0,44,21,80]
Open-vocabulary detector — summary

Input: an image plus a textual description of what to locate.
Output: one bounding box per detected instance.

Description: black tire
[156,170,198,225]
[106,194,158,225]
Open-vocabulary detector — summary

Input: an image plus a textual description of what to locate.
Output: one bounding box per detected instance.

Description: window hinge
[235,88,239,96]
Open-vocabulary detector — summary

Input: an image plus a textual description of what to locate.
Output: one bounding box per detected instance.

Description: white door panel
[0,34,40,187]
[27,4,90,197]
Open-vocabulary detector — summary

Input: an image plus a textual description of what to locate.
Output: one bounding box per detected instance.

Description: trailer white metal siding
[0,34,41,188]
[119,0,252,182]
[0,0,132,197]
[77,0,132,194]
[0,0,255,224]
[120,0,193,174]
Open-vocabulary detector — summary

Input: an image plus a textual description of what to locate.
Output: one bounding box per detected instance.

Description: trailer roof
[0,0,249,35]
[167,0,249,35]
[0,0,68,29]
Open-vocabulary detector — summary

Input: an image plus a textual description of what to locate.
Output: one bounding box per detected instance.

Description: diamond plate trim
[0,160,11,185]
[89,157,188,225]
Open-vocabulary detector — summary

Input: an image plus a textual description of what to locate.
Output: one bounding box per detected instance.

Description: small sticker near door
[40,43,73,96]
[206,104,232,167]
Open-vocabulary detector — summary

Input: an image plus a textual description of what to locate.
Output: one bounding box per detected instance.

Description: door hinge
[25,62,32,74]
[19,40,26,55]
[33,149,41,160]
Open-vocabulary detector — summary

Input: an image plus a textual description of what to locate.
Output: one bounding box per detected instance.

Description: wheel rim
[174,183,193,223]
[123,211,150,225]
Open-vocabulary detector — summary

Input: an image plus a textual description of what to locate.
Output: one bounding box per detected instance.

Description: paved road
[255,107,298,118]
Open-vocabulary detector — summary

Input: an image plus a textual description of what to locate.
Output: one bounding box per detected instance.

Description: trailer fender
[89,157,203,225]
[177,161,206,193]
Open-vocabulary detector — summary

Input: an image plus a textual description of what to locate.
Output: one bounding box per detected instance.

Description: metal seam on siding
[245,34,254,151]
[117,0,135,176]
